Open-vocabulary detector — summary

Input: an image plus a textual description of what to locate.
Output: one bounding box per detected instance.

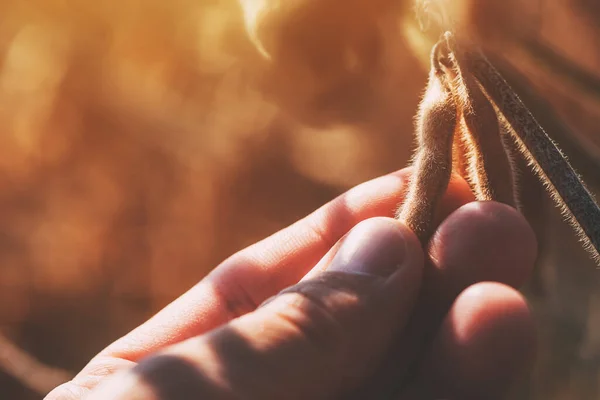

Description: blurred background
[0,0,600,398]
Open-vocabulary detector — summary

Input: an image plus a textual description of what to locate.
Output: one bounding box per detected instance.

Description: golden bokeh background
[1,0,600,399]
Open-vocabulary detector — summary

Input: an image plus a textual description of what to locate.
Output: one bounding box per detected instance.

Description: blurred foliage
[1,0,600,399]
[0,1,423,398]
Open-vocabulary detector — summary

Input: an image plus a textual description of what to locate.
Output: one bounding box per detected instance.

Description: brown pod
[451,118,470,178]
[396,42,458,243]
[443,35,517,206]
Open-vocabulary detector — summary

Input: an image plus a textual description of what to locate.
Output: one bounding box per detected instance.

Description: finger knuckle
[268,275,374,353]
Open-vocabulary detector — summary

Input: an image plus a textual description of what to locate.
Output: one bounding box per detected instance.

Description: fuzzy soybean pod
[396,41,458,244]
[443,34,517,207]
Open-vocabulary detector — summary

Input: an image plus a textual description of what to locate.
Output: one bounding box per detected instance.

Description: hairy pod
[443,36,517,206]
[396,43,457,243]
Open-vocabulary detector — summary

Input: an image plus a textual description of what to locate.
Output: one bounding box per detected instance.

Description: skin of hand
[45,167,538,400]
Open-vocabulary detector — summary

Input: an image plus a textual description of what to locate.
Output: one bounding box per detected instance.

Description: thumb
[85,217,424,400]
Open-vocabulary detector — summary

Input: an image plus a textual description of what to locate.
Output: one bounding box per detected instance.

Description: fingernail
[327,218,409,277]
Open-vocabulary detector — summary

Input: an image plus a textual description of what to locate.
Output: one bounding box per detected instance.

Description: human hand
[45,168,537,400]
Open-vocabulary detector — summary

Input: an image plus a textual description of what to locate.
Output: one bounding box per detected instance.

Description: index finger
[94,170,473,360]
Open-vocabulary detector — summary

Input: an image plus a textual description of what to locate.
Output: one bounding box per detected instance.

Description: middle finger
[350,201,537,398]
